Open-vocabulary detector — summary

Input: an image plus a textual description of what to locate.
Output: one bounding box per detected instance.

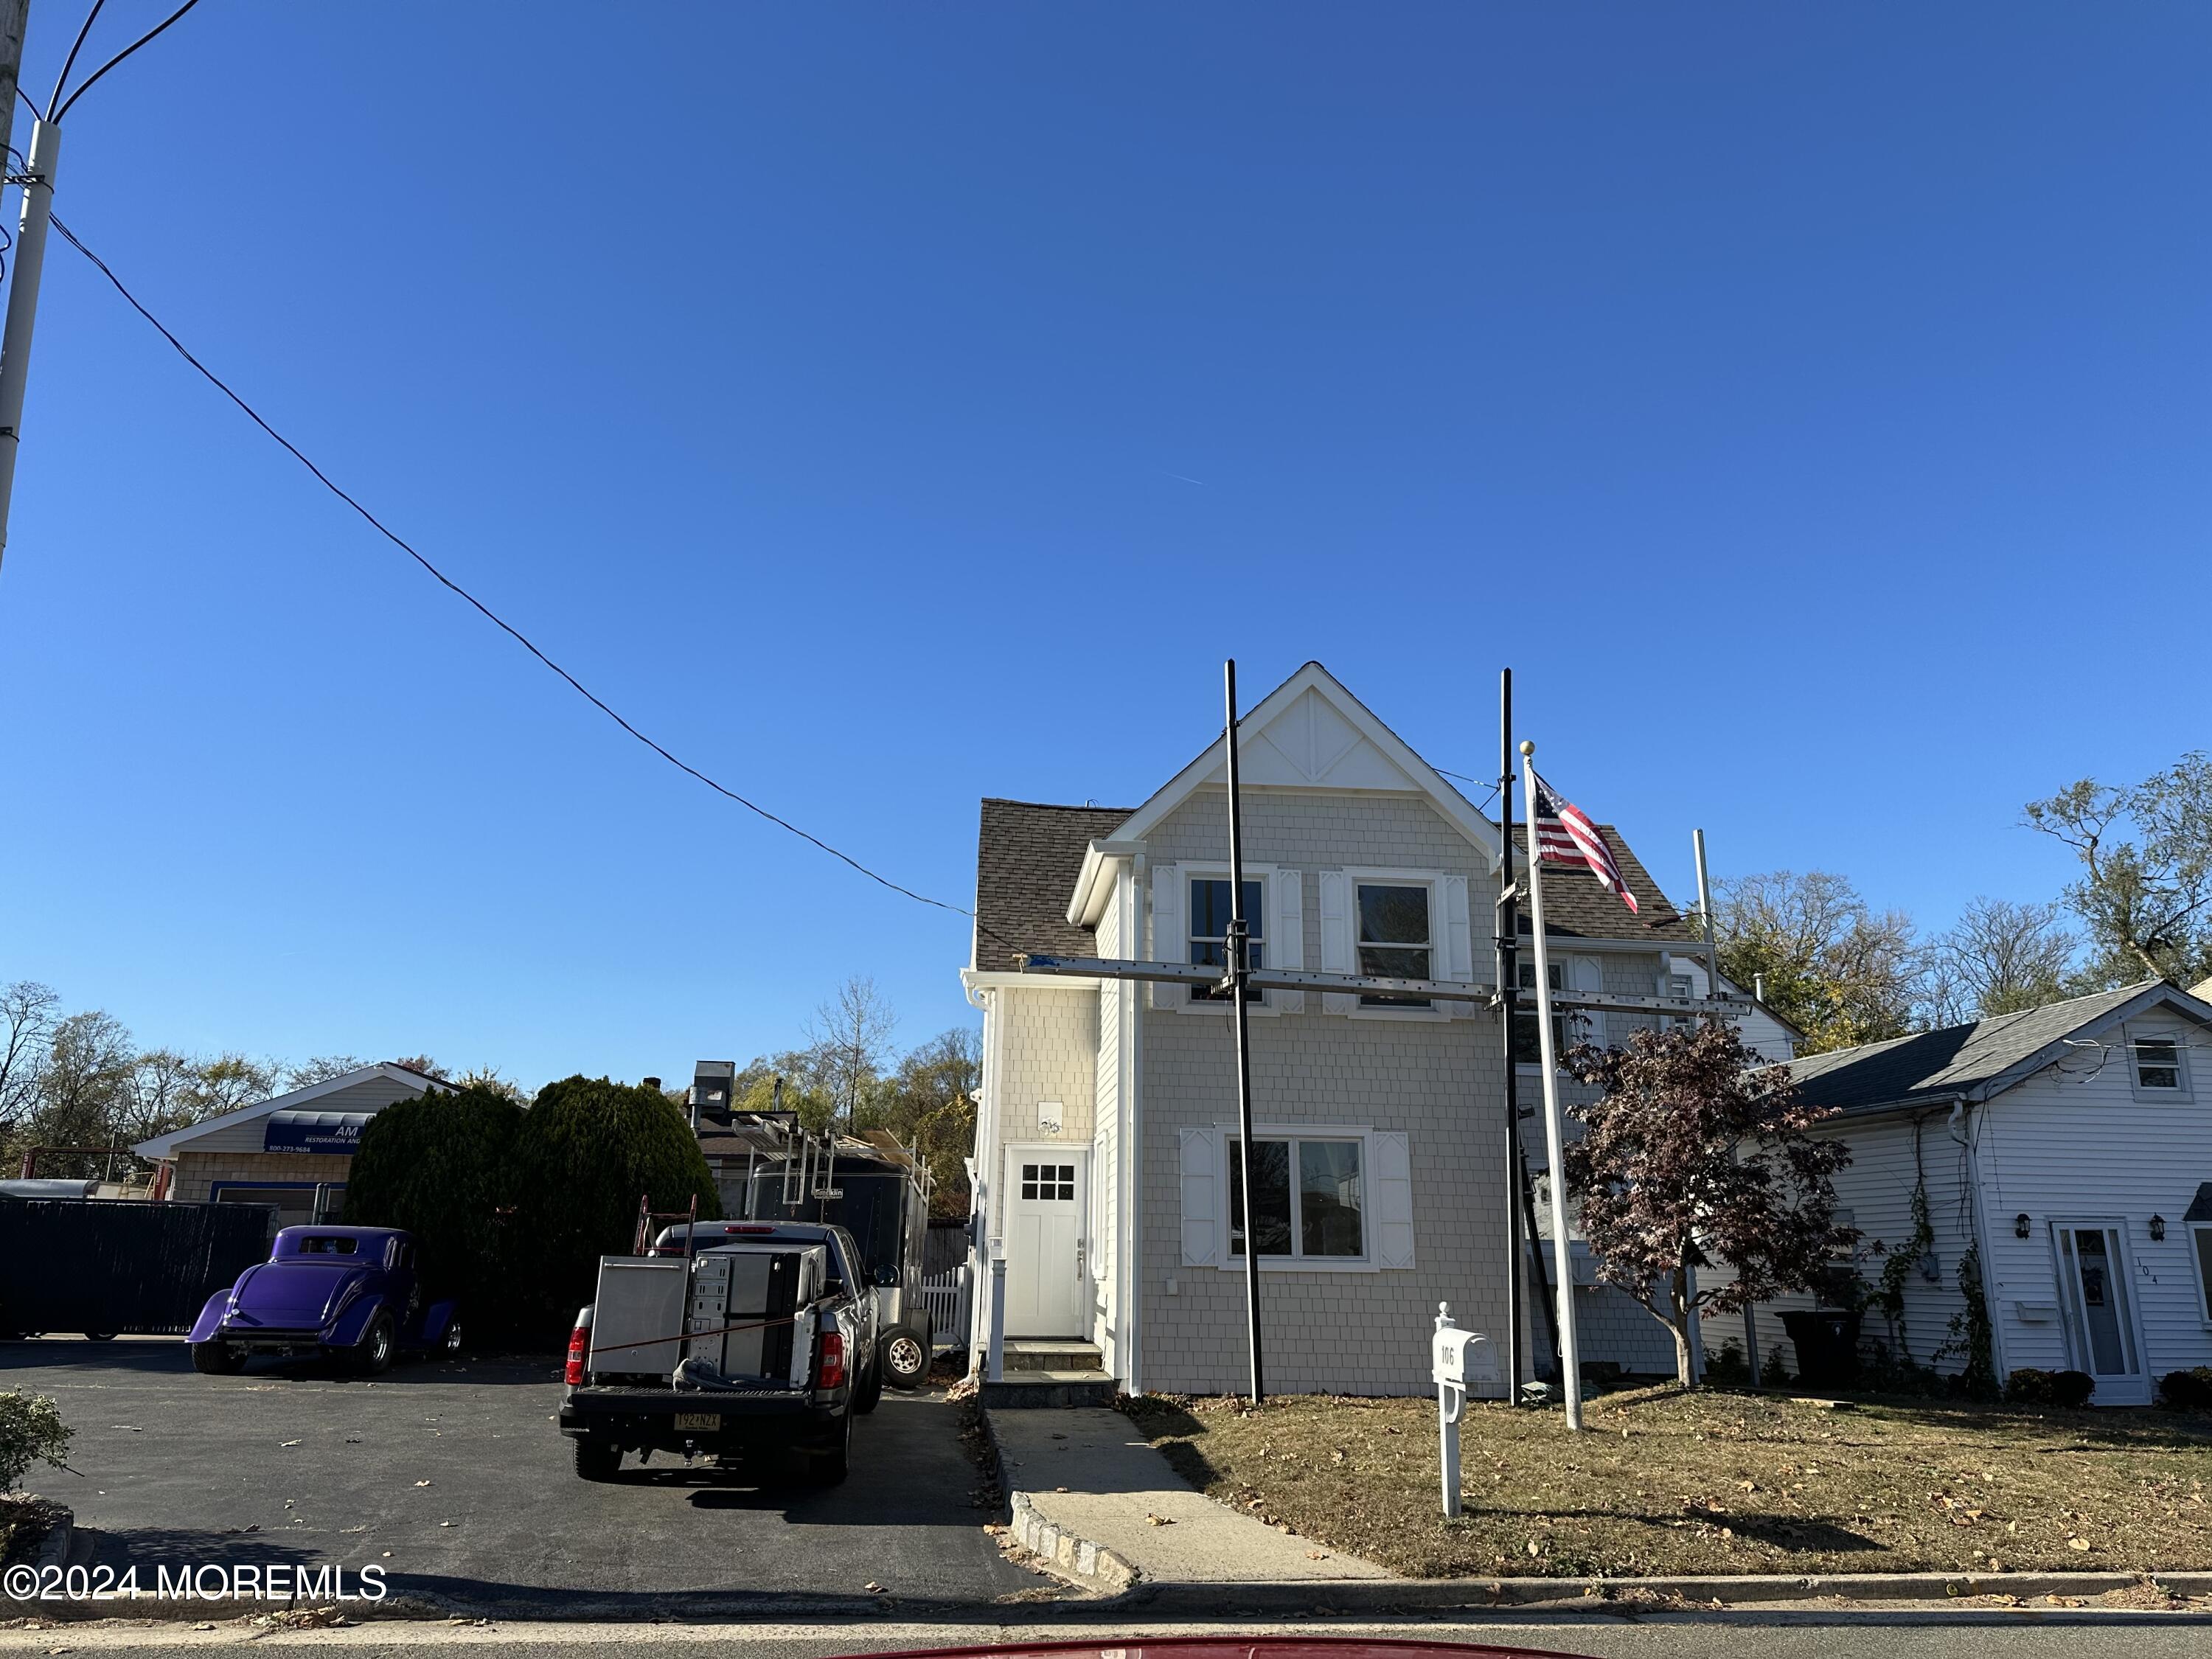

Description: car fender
[324,1292,386,1349]
[187,1290,231,1345]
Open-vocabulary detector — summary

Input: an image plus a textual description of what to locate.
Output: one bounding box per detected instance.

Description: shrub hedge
[2003,1366,2094,1408]
[344,1084,525,1326]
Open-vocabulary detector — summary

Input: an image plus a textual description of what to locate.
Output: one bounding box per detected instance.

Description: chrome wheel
[887,1332,925,1381]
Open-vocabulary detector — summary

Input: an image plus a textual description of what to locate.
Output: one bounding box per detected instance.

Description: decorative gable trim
[1103,663,1503,869]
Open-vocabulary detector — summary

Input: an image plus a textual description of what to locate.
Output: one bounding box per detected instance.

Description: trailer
[681,1095,939,1390]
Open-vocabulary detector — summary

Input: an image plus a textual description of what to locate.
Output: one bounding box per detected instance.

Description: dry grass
[1122,1385,2212,1579]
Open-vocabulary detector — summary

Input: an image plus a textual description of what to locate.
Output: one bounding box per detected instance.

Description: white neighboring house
[1708,981,2212,1405]
[960,661,1776,1397]
[133,1062,444,1230]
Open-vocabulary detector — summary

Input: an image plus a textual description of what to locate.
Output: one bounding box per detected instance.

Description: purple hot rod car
[189,1225,460,1375]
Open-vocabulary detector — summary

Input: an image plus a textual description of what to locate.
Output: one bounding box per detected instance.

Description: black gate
[0,1198,275,1338]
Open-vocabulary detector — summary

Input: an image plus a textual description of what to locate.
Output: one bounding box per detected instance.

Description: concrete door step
[981,1371,1117,1409]
[1001,1340,1104,1374]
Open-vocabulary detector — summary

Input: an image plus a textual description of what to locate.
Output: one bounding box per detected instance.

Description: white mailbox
[1430,1301,1494,1519]
[1432,1325,1495,1390]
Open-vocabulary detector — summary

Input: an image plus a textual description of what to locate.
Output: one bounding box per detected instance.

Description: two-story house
[960,661,1748,1398]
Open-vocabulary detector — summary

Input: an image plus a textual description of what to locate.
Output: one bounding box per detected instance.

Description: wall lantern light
[2014,1212,2032,1239]
[2150,1214,2166,1241]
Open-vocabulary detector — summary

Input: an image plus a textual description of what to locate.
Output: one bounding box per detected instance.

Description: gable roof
[1784,981,2212,1114]
[131,1062,444,1158]
[1507,824,1702,943]
[1110,663,1504,866]
[972,799,1135,971]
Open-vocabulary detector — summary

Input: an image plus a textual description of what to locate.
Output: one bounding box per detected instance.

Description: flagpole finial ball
[1519,740,1535,757]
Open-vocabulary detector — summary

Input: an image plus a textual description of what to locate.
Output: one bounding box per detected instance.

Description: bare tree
[2025,753,2212,987]
[0,981,59,1133]
[284,1054,372,1090]
[1713,872,1920,1053]
[803,976,898,1129]
[1924,897,2076,1023]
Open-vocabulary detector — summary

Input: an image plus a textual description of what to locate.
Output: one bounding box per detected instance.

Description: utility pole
[0,0,52,577]
[1224,658,1265,1406]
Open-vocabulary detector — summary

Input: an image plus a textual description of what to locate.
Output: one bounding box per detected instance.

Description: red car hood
[227,1260,365,1329]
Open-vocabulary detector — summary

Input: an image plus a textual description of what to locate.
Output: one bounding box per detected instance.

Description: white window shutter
[1371,1131,1414,1268]
[1442,874,1472,1016]
[1151,863,1186,1011]
[1178,1127,1220,1267]
[1273,870,1304,1012]
[1318,870,1354,1014]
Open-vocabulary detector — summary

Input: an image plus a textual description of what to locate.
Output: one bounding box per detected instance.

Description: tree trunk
[1672,1264,1696,1388]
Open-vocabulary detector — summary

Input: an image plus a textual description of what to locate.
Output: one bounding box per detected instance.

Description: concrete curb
[1006,1490,1141,1593]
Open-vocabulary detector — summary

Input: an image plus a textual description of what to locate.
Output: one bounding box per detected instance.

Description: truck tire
[853,1352,883,1415]
[881,1324,928,1391]
[809,1410,852,1486]
[352,1312,397,1376]
[574,1435,621,1482]
[192,1340,244,1375]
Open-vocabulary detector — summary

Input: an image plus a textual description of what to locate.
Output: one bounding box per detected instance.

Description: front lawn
[1123,1386,2212,1579]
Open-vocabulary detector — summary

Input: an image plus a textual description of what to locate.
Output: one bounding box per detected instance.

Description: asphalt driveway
[0,1338,1045,1616]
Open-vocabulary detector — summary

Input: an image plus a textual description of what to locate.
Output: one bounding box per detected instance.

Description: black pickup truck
[557,1222,880,1483]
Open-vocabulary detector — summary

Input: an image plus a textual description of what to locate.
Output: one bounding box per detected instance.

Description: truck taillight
[817,1329,846,1389]
[565,1324,588,1385]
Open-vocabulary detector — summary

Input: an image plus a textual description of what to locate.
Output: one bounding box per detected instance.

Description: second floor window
[1357,883,1431,1007]
[1190,877,1263,1001]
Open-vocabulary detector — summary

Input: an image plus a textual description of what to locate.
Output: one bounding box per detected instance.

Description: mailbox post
[1430,1301,1494,1519]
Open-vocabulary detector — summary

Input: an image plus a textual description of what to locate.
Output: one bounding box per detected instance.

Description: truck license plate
[673,1412,720,1431]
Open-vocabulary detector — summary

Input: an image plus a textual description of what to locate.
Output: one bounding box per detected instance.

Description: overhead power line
[46,212,998,939]
[49,0,205,123]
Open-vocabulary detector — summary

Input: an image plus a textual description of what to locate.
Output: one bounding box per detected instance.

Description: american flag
[1530,770,1638,914]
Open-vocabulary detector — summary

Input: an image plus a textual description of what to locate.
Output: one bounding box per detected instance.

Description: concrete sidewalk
[988,1406,1395,1586]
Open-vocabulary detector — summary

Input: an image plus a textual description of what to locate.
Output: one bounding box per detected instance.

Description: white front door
[2053,1221,2151,1405]
[1004,1145,1088,1338]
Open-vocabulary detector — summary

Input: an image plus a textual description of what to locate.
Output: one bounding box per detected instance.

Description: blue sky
[1,3,2205,1089]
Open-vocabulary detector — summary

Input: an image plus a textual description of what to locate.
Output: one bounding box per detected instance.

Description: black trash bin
[1778,1307,1862,1387]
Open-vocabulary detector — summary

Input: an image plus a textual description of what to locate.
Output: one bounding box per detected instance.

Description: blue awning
[262,1110,374,1155]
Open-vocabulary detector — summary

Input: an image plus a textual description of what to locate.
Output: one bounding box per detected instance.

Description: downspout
[1124,849,1147,1395]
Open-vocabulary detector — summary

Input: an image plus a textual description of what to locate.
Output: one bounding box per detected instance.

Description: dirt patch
[1121,1386,2212,1579]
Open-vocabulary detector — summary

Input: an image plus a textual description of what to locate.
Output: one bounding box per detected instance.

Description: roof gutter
[1068,839,1147,928]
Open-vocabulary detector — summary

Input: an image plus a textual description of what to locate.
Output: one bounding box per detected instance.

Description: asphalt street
[0,1338,1043,1616]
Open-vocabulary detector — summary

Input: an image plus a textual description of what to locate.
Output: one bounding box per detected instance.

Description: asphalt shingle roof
[1783,983,2154,1113]
[1509,825,1702,942]
[971,799,1135,971]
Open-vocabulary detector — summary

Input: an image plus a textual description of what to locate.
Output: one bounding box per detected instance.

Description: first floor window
[1228,1136,1365,1259]
[1189,877,1263,1001]
[1357,883,1431,1007]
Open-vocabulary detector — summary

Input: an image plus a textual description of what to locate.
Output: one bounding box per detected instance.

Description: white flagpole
[1520,740,1585,1431]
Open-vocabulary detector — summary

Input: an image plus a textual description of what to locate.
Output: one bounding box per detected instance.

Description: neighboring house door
[2051,1221,2151,1405]
[1004,1145,1089,1338]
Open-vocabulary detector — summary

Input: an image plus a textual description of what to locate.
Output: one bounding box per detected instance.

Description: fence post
[987,1238,1008,1382]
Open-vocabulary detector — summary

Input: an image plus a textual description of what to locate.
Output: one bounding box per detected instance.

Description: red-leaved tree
[1562,1020,1852,1387]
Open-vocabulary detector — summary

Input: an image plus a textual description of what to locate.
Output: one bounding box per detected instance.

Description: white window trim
[1217,1124,1379,1272]
[1342,867,1447,1021]
[2187,1218,2212,1331]
[1173,863,1291,1018]
[2126,1025,2191,1101]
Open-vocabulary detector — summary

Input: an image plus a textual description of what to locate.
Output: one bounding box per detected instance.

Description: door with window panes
[1004,1145,1090,1337]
